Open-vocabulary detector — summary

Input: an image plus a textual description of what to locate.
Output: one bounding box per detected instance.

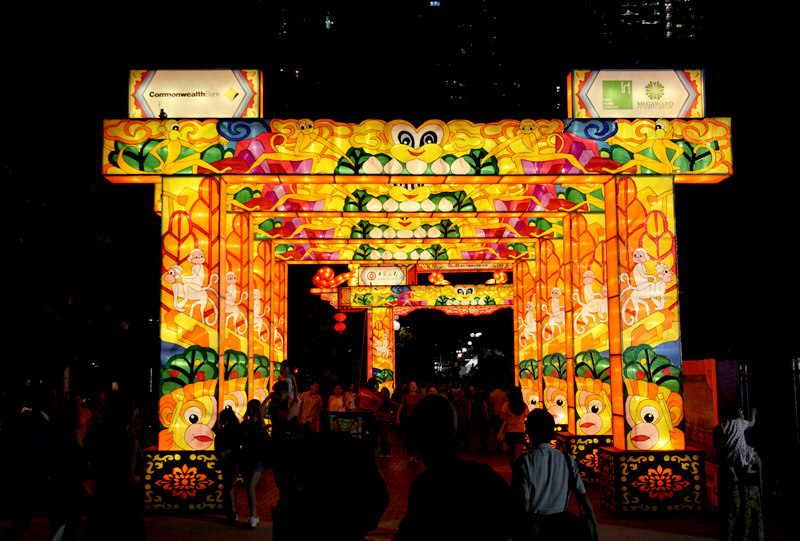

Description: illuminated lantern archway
[104,108,731,514]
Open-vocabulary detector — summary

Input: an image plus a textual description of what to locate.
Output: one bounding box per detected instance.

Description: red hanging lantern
[334,322,346,332]
[334,313,347,322]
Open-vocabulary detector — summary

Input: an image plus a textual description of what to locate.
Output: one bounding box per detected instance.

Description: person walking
[501,387,529,464]
[298,382,323,433]
[510,409,599,541]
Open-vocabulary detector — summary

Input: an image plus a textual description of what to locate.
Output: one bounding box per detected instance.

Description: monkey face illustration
[188,249,206,265]
[522,388,540,411]
[631,248,649,264]
[160,393,217,451]
[222,377,248,422]
[625,393,676,450]
[386,120,448,164]
[543,381,567,425]
[576,389,612,436]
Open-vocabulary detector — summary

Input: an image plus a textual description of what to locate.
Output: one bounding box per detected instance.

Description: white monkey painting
[620,248,676,324]
[518,301,537,347]
[573,271,609,333]
[541,287,565,341]
[252,288,270,340]
[163,249,219,326]
[224,271,249,335]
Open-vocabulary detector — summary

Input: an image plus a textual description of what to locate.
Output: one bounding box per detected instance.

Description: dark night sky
[4,1,797,406]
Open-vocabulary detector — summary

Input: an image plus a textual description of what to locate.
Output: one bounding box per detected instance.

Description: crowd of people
[4,366,765,541]
[0,387,146,541]
[242,366,600,540]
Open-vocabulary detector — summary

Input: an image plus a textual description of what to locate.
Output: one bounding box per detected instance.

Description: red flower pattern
[155,464,214,500]
[631,465,689,500]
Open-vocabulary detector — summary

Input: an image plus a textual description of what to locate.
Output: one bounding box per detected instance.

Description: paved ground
[3,430,795,540]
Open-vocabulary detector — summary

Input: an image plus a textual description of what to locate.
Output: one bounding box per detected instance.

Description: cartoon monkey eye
[655,121,667,131]
[167,121,179,131]
[555,398,565,406]
[588,399,603,414]
[640,405,660,424]
[465,287,474,295]
[457,287,465,295]
[397,131,415,147]
[530,398,538,406]
[419,130,438,145]
[184,406,203,425]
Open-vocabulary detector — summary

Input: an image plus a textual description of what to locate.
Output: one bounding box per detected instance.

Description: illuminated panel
[159,176,222,451]
[515,260,538,405]
[539,237,568,430]
[571,212,612,438]
[616,176,684,451]
[102,118,732,181]
[371,307,395,393]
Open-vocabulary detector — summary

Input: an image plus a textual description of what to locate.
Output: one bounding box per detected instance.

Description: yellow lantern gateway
[104,70,730,514]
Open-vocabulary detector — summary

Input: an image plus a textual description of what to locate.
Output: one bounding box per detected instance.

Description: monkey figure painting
[150,119,232,176]
[541,287,565,341]
[518,301,537,348]
[164,248,219,326]
[224,271,248,334]
[573,271,608,333]
[252,288,271,341]
[481,118,590,174]
[158,379,218,451]
[620,248,676,325]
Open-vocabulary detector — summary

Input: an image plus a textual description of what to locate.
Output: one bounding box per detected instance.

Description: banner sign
[569,70,704,119]
[129,70,261,119]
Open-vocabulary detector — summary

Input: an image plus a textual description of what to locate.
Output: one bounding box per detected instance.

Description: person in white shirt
[510,409,599,540]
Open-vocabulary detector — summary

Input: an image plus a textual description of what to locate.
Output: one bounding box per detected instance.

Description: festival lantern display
[104,67,727,514]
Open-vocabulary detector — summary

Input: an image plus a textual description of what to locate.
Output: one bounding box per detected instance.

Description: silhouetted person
[394,394,510,541]
[510,409,599,541]
[240,399,268,529]
[49,398,90,541]
[0,386,56,541]
[274,431,389,540]
[215,406,241,525]
[83,394,146,541]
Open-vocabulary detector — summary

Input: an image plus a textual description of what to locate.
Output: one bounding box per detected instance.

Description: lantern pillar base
[597,447,707,515]
[554,433,614,485]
